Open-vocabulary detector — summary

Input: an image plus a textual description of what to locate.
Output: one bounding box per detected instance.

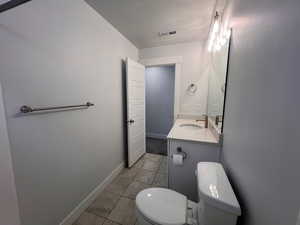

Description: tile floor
[73,153,168,225]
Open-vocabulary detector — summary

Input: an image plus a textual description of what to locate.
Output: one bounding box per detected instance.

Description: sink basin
[179,123,203,130]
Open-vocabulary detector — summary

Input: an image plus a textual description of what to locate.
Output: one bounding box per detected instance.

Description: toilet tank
[196,162,241,225]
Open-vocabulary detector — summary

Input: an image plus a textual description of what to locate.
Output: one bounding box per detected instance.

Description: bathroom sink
[179,123,203,130]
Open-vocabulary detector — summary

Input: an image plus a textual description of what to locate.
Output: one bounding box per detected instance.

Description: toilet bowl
[135,162,241,225]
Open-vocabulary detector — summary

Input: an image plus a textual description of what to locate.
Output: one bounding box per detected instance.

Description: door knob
[128,119,135,124]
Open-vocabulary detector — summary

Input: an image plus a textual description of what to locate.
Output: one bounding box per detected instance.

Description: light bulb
[212,20,220,33]
[225,29,231,39]
[215,43,221,51]
[208,29,217,52]
[208,37,214,52]
[220,37,227,45]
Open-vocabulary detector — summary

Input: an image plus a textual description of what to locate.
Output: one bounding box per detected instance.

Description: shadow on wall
[221,0,300,225]
[220,28,247,225]
[122,59,129,166]
[0,0,31,13]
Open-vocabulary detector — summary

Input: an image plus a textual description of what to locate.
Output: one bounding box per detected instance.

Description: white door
[126,58,146,167]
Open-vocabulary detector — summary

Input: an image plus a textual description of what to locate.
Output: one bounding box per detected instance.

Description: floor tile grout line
[103,172,138,223]
[92,214,123,225]
[104,194,123,223]
[154,158,168,187]
[107,196,137,225]
[85,173,124,221]
[153,156,167,183]
[152,165,161,186]
[81,154,166,225]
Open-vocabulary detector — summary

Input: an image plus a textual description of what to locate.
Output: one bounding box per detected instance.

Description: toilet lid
[136,188,187,225]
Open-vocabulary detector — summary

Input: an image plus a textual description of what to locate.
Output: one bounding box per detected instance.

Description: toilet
[135,162,241,225]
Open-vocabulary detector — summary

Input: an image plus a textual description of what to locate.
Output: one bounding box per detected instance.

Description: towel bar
[20,102,94,113]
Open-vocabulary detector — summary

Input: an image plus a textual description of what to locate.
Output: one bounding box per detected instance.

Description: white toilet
[136,162,241,225]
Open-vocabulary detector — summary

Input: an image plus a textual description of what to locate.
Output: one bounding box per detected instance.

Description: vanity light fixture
[212,12,220,33]
[208,12,220,52]
[208,11,231,52]
[225,29,231,39]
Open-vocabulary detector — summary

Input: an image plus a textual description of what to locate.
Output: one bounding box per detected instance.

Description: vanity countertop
[167,119,219,144]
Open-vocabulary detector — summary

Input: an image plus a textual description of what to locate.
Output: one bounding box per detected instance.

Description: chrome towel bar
[20,102,94,113]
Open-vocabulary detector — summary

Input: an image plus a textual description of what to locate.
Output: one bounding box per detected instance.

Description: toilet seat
[136,188,187,225]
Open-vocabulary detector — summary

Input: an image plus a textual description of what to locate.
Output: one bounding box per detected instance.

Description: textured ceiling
[86,0,217,49]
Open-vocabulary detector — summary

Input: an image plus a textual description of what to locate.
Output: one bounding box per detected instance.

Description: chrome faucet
[196,114,208,128]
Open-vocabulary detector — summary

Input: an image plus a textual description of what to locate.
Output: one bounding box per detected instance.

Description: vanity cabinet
[167,139,220,201]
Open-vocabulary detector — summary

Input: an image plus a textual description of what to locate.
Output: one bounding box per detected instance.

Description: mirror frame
[220,28,232,133]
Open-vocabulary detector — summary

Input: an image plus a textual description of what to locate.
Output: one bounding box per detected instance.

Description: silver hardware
[215,115,222,126]
[187,201,198,225]
[170,147,187,159]
[187,83,197,95]
[20,102,94,113]
[127,119,135,124]
[202,114,208,128]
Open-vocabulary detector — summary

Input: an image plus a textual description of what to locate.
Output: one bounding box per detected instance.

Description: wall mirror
[207,28,231,133]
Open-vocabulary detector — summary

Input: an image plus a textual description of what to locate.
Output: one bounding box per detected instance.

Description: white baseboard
[59,162,124,225]
[146,132,167,140]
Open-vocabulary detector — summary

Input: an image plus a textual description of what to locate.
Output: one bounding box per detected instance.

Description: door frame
[139,56,182,121]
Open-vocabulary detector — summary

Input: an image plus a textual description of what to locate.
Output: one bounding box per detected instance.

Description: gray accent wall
[221,0,300,225]
[140,42,208,116]
[0,1,138,225]
[146,66,175,138]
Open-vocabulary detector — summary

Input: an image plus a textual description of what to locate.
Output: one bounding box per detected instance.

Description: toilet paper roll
[173,154,183,166]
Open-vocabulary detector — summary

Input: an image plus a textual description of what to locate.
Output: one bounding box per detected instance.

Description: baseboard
[146,132,167,140]
[59,162,124,225]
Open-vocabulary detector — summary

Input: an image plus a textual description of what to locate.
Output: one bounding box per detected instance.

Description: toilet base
[136,208,159,225]
[136,200,199,225]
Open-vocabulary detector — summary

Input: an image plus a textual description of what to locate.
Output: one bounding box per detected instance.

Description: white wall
[146,66,175,138]
[0,83,20,225]
[140,42,208,117]
[221,0,300,225]
[0,1,138,225]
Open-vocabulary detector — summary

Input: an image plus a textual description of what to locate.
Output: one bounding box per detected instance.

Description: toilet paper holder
[172,147,187,160]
